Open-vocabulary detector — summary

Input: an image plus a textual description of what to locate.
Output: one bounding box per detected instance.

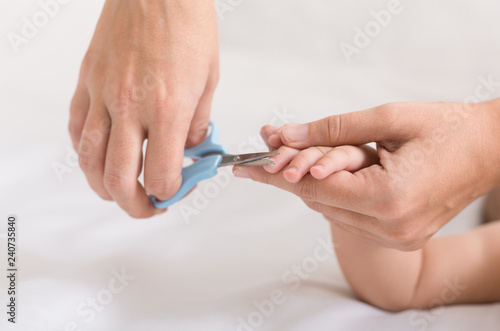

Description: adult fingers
[78,102,112,201]
[233,163,386,215]
[104,120,162,218]
[186,69,218,147]
[144,104,192,202]
[307,199,420,250]
[327,217,389,248]
[68,86,90,150]
[302,200,392,247]
[273,103,420,149]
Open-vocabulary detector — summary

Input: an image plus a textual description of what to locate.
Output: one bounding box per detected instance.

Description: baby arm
[265,142,500,311]
[332,220,500,311]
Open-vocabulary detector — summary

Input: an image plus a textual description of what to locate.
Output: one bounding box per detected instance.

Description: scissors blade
[237,158,276,166]
[215,150,279,167]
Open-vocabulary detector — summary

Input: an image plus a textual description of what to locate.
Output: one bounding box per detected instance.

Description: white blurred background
[1,1,499,330]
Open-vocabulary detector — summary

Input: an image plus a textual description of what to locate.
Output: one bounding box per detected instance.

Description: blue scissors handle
[150,122,226,209]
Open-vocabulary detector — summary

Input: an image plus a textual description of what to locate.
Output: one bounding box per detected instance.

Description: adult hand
[68,0,219,218]
[234,100,500,250]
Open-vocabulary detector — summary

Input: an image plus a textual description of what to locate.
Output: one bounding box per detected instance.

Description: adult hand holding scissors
[69,0,219,218]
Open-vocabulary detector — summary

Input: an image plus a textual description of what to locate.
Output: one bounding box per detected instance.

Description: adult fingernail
[283,124,308,142]
[234,168,251,179]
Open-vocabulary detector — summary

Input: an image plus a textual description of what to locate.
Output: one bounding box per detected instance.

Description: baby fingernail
[283,124,308,142]
[286,167,298,173]
[311,165,324,172]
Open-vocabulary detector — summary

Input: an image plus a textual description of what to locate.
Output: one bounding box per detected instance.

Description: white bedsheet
[1,1,499,330]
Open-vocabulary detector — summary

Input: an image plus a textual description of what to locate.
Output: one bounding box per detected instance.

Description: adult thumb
[277,103,416,149]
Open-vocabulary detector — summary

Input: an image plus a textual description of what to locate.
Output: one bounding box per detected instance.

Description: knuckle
[278,145,290,154]
[114,84,135,105]
[78,154,99,173]
[295,180,317,201]
[154,93,197,122]
[307,146,328,157]
[170,90,199,106]
[99,118,112,135]
[334,146,352,159]
[291,153,307,167]
[377,102,401,127]
[378,102,399,114]
[103,172,131,195]
[151,89,170,109]
[326,115,344,146]
[106,78,165,114]
[105,83,136,116]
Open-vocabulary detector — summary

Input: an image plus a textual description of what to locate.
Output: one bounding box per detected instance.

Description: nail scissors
[150,122,278,208]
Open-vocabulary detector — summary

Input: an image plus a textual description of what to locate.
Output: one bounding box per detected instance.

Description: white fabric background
[1,0,499,330]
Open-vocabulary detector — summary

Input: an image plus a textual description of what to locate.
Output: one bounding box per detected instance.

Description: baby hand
[260,125,379,183]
